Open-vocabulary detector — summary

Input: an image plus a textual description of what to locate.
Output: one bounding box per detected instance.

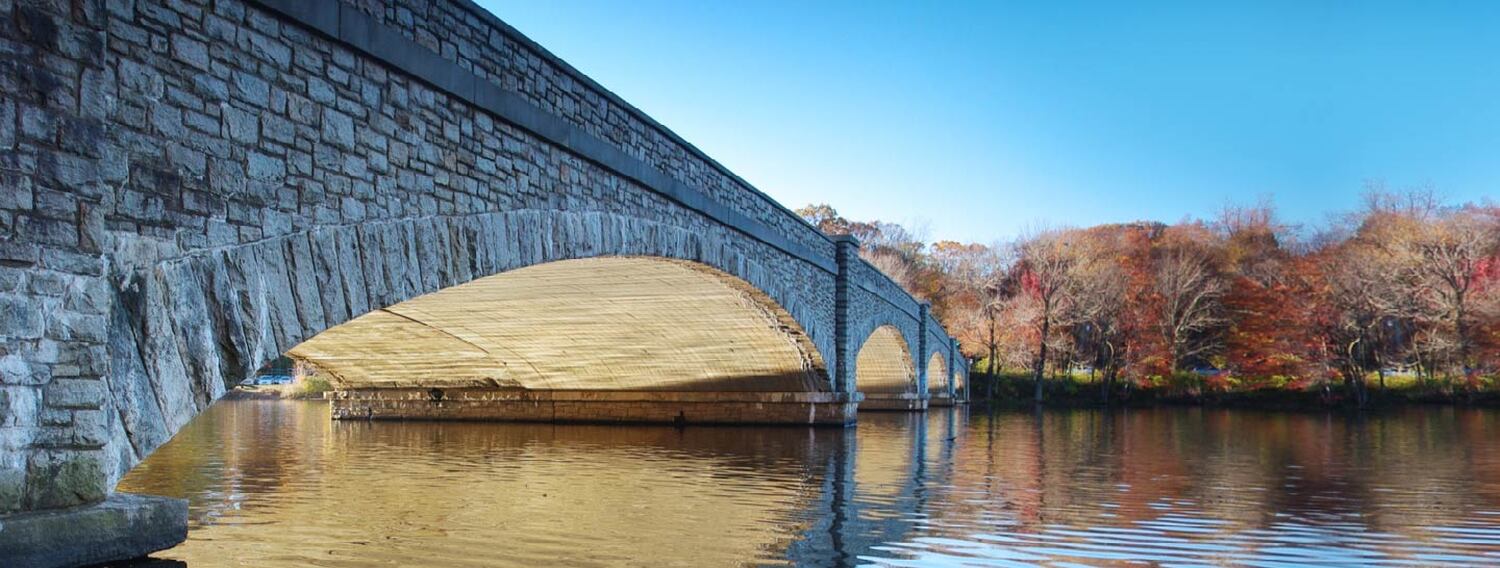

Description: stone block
[0,294,43,340]
[171,33,209,70]
[0,386,39,427]
[0,98,14,149]
[222,104,259,144]
[208,158,246,194]
[42,378,104,410]
[321,107,355,149]
[0,492,187,567]
[247,29,292,68]
[261,110,294,144]
[0,171,32,210]
[233,70,270,105]
[19,104,56,142]
[23,451,106,509]
[247,151,285,181]
[148,104,185,138]
[46,311,106,343]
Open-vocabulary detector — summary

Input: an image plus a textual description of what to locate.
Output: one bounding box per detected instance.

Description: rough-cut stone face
[0,0,960,520]
[854,326,915,394]
[290,257,827,392]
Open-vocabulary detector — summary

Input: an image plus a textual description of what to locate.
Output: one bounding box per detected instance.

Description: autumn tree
[1403,208,1499,373]
[800,192,1499,405]
[1065,228,1131,401]
[1151,226,1230,374]
[1010,228,1107,402]
[1216,204,1322,385]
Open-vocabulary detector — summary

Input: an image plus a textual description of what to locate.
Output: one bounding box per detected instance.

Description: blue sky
[479,0,1500,243]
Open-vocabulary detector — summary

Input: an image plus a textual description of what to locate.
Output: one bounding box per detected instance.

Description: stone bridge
[0,0,967,564]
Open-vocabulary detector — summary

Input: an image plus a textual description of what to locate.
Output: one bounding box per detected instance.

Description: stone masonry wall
[338,0,835,261]
[845,257,922,373]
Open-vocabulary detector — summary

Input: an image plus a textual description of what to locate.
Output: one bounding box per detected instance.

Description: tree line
[797,190,1500,406]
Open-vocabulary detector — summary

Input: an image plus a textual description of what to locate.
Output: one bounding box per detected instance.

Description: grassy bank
[967,369,1500,410]
[227,374,333,401]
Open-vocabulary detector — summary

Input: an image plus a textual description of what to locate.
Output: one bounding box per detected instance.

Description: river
[117,400,1500,566]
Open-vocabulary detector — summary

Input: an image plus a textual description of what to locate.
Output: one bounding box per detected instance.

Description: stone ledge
[330,389,860,426]
[0,492,186,568]
[330,388,860,404]
[858,392,929,411]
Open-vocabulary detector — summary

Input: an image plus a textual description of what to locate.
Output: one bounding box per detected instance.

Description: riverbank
[968,372,1500,411]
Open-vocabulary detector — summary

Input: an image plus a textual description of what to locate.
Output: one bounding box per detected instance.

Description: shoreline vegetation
[226,384,328,400]
[965,369,1500,411]
[799,189,1499,410]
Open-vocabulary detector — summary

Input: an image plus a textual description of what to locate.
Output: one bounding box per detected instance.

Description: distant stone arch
[926,352,948,396]
[853,325,915,394]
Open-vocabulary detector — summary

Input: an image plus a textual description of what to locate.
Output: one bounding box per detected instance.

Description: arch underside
[927,352,948,395]
[854,325,915,394]
[288,257,828,392]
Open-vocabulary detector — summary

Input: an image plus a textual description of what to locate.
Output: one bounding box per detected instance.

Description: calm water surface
[118,401,1500,566]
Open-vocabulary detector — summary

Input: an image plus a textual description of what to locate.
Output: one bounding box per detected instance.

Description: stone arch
[101,209,837,494]
[853,325,915,394]
[287,256,826,392]
[926,352,948,396]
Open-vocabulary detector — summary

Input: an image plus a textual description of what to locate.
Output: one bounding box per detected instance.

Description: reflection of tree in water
[821,406,1500,566]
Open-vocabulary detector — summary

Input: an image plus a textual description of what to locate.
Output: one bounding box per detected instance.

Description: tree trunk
[1033,318,1049,404]
[1456,302,1469,373]
[1100,343,1116,405]
[986,316,997,401]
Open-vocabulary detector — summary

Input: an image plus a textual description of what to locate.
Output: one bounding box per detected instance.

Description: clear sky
[478,0,1500,243]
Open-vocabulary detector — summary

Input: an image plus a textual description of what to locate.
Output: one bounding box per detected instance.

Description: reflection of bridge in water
[110,400,973,567]
[787,408,968,565]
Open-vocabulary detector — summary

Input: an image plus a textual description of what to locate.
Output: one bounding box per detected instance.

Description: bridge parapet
[300,0,838,263]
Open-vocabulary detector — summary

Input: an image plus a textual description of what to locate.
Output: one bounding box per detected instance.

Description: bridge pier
[329,389,861,426]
